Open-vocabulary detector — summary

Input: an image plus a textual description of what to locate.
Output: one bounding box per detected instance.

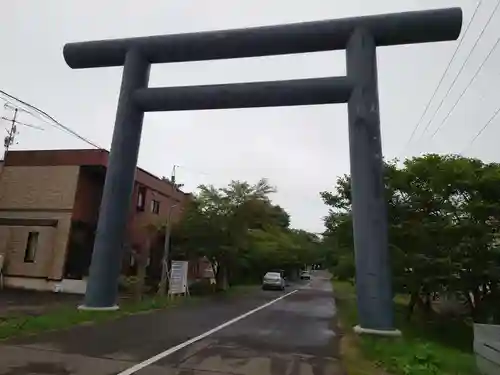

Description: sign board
[169,260,189,295]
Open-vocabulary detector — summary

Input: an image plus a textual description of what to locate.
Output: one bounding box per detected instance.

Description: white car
[300,270,311,280]
[262,271,285,291]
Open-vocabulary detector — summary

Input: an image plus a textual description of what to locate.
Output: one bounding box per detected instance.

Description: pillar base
[78,304,119,311]
[353,325,402,337]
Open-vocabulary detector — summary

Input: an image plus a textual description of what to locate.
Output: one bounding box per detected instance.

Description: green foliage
[334,254,355,281]
[323,154,500,323]
[171,178,322,289]
[360,337,476,375]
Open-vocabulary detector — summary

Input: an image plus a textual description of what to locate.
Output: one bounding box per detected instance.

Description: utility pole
[1,107,19,179]
[3,108,18,163]
[157,165,178,296]
[0,104,44,169]
[1,105,43,176]
[171,164,176,186]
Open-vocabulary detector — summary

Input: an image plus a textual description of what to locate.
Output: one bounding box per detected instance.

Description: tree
[131,221,162,301]
[321,154,500,321]
[171,178,322,290]
[172,179,276,290]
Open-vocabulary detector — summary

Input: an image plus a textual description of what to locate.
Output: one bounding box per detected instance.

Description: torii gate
[63,7,462,335]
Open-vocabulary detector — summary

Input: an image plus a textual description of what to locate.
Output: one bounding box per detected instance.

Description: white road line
[116,288,299,375]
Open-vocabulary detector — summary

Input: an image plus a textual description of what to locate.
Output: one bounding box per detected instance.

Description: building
[0,149,189,293]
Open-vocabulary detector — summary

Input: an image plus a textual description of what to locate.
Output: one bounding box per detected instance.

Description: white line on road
[117,289,299,375]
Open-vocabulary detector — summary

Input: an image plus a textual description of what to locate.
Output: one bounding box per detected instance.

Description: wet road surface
[0,271,343,374]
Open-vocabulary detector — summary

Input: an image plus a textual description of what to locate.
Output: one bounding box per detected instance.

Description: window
[24,232,39,263]
[151,199,160,214]
[137,186,146,211]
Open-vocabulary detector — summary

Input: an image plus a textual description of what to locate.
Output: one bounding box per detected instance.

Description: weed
[333,281,478,375]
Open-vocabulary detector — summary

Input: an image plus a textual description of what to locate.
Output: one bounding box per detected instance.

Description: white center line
[116,288,299,375]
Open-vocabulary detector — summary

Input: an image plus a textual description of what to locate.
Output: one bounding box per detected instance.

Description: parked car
[300,270,311,280]
[270,269,285,278]
[262,271,285,291]
[270,268,289,286]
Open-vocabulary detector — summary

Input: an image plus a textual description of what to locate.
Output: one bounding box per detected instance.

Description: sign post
[168,260,189,297]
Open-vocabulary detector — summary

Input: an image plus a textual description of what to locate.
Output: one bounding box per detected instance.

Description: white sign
[169,260,189,295]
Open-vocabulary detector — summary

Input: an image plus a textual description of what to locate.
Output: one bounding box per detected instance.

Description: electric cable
[415,0,500,144]
[430,36,500,140]
[461,104,500,153]
[399,0,485,155]
[0,90,102,149]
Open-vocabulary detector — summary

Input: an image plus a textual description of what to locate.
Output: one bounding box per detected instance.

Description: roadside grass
[0,295,186,340]
[340,332,389,375]
[0,283,256,341]
[222,283,260,296]
[333,281,478,375]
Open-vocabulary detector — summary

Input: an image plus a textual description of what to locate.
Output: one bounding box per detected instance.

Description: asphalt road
[0,271,343,375]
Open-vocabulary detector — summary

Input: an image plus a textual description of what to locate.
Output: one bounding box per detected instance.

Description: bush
[333,255,355,281]
[118,275,139,292]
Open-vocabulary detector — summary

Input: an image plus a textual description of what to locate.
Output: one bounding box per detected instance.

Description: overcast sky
[1,0,499,233]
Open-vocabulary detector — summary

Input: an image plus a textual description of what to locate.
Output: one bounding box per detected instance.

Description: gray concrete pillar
[81,49,151,309]
[346,29,396,332]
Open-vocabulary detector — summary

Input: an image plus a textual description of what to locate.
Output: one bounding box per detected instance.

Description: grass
[222,284,259,296]
[340,333,389,375]
[0,295,187,341]
[333,280,479,375]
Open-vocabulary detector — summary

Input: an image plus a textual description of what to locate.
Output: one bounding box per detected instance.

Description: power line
[0,90,103,149]
[3,101,31,115]
[1,116,44,131]
[429,36,500,140]
[0,92,102,149]
[413,0,500,147]
[175,164,211,177]
[399,0,484,155]
[21,109,89,140]
[0,91,193,186]
[462,104,500,153]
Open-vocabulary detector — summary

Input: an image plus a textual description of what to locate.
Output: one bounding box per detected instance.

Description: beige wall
[1,225,55,277]
[4,276,60,292]
[0,165,79,210]
[0,165,79,283]
[0,212,72,280]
